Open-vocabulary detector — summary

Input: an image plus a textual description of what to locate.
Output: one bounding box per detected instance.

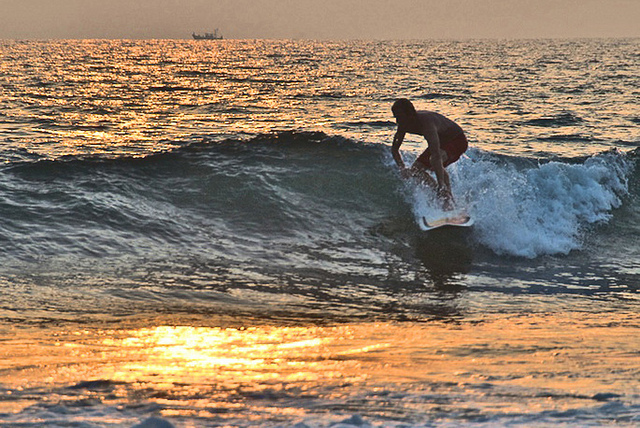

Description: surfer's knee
[411,168,437,188]
[430,150,448,167]
[410,159,428,172]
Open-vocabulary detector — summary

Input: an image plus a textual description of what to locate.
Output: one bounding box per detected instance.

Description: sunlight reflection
[102,325,361,387]
[1,314,639,424]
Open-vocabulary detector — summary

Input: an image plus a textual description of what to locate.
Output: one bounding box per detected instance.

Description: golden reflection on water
[1,314,639,422]
[104,326,347,386]
[5,39,637,162]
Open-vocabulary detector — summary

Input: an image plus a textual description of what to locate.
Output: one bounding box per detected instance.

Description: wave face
[1,132,635,267]
[0,133,401,273]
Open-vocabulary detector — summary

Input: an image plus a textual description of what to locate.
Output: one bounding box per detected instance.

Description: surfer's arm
[392,130,407,170]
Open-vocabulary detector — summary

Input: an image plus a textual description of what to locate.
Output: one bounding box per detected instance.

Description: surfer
[391,98,468,210]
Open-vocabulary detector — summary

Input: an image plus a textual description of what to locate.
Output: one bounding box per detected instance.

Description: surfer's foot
[441,194,455,211]
[437,187,454,211]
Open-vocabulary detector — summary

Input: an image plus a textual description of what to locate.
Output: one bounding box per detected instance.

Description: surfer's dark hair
[392,98,416,117]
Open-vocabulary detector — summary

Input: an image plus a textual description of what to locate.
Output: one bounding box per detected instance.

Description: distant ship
[192,29,223,40]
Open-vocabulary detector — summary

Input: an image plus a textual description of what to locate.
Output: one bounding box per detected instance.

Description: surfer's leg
[409,160,438,190]
[413,156,455,211]
[438,168,454,211]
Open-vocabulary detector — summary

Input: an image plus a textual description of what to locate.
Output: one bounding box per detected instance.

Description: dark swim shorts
[416,132,468,170]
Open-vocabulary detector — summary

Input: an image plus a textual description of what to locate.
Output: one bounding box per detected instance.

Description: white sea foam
[412,149,631,258]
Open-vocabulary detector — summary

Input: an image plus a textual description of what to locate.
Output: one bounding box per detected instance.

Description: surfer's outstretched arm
[392,130,412,178]
[391,130,405,167]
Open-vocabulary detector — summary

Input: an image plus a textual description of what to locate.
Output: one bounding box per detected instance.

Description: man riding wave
[391,98,468,210]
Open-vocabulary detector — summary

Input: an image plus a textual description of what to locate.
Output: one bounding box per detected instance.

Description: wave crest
[433,149,633,258]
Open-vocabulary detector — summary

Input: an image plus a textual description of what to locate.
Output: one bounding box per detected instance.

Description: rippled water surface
[0,39,638,427]
[2,39,638,159]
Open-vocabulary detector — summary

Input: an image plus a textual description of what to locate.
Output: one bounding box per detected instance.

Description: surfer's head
[392,98,417,125]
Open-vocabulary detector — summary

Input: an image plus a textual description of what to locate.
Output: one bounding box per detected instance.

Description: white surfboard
[420,213,474,231]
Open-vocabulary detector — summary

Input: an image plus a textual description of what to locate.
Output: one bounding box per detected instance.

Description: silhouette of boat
[192,29,223,40]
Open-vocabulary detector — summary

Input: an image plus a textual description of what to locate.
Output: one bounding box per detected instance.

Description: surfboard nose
[421,213,473,231]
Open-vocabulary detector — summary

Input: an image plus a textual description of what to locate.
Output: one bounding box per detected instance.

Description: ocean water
[0,39,638,427]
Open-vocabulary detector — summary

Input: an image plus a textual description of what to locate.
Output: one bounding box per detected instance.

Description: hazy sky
[1,0,639,40]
